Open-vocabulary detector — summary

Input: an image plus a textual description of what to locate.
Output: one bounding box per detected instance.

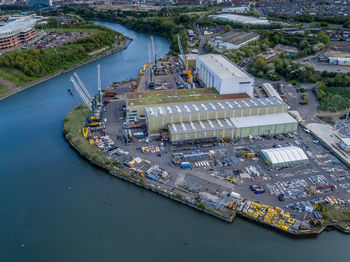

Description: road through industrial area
[1,21,350,262]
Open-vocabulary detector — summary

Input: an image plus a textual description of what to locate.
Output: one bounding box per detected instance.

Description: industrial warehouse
[144,96,296,142]
[196,54,254,96]
[124,53,298,144]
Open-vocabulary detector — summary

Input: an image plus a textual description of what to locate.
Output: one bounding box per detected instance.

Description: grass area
[63,105,106,164]
[126,88,250,105]
[0,67,37,86]
[37,27,102,33]
[317,109,348,124]
[318,204,350,223]
[0,83,8,95]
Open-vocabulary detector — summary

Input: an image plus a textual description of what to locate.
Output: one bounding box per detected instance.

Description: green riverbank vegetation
[0,19,124,86]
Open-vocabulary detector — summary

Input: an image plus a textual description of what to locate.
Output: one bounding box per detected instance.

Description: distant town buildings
[28,0,52,7]
[211,31,260,50]
[259,0,350,17]
[0,16,37,51]
[221,6,250,13]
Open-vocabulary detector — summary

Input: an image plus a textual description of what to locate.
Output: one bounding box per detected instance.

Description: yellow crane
[178,34,192,85]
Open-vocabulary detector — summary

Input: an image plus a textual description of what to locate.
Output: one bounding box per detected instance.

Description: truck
[181,162,191,169]
[278,194,285,202]
[250,184,265,194]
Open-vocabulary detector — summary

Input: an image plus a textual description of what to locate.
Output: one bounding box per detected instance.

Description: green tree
[320,21,329,28]
[252,56,267,72]
[224,24,231,32]
[47,17,60,27]
[316,31,330,45]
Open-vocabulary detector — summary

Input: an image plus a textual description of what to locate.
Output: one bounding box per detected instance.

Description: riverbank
[0,37,132,102]
[63,105,235,223]
[63,104,350,238]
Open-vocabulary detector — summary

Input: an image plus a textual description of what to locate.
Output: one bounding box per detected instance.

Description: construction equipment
[69,66,103,126]
[147,43,154,89]
[83,127,89,137]
[97,64,102,106]
[151,35,157,67]
[177,34,192,87]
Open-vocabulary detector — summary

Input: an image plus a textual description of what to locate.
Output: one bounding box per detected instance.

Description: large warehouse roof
[211,14,270,25]
[168,119,234,135]
[261,146,308,165]
[231,113,296,128]
[145,97,286,118]
[197,54,250,79]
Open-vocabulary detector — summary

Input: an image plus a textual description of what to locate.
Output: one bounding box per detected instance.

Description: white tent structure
[260,146,308,169]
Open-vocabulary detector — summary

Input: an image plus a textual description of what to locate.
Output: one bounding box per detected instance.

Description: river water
[0,21,349,262]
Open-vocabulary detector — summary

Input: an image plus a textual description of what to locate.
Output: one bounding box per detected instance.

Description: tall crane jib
[69,73,102,126]
[97,64,102,106]
[148,43,154,89]
[151,35,157,67]
[177,33,192,87]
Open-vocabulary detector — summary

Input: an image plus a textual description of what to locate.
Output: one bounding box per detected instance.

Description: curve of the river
[0,21,349,262]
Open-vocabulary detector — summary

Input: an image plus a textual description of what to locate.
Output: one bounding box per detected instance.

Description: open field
[126,88,250,105]
[322,41,350,58]
[0,83,8,96]
[0,67,37,86]
[63,105,106,162]
[319,204,350,223]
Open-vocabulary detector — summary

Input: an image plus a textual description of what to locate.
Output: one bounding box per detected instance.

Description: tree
[320,21,329,28]
[224,25,231,32]
[345,20,350,29]
[316,31,330,45]
[252,56,267,72]
[47,17,59,27]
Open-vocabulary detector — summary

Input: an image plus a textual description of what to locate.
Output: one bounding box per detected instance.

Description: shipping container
[181,162,191,169]
[147,174,157,180]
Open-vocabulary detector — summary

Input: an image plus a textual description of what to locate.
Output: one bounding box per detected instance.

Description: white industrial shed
[260,146,309,169]
[211,14,270,25]
[262,83,283,101]
[196,54,254,96]
[231,113,298,138]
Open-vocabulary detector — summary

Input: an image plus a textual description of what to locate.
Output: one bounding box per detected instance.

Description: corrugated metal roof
[168,119,234,135]
[230,113,296,128]
[145,97,285,118]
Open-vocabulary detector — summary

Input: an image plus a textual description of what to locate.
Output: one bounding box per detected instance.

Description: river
[0,21,349,262]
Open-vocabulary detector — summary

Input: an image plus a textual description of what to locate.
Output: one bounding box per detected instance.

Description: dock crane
[97,64,102,106]
[69,73,100,126]
[147,43,154,89]
[177,34,192,87]
[151,35,157,67]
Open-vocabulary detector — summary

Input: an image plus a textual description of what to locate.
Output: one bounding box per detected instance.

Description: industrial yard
[64,50,350,236]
